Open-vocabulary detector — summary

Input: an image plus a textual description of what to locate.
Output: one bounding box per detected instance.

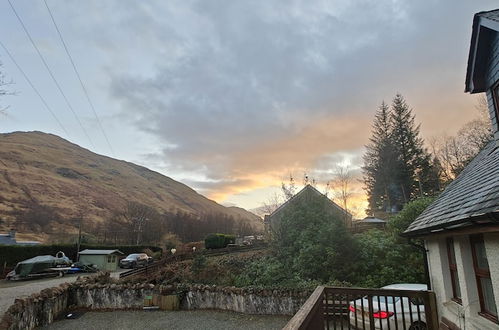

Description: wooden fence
[283,286,438,330]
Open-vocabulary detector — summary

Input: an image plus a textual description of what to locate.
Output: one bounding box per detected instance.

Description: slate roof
[404,141,499,236]
[465,9,499,93]
[480,9,499,23]
[78,249,124,255]
[265,184,351,221]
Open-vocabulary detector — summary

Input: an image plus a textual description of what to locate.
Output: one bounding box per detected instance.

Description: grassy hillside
[0,131,261,241]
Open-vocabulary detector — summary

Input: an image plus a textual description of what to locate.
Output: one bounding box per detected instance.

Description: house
[264,184,352,239]
[0,229,41,245]
[403,9,499,330]
[78,249,123,271]
[352,216,386,233]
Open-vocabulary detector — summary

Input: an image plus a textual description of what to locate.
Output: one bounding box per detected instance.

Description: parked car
[349,284,428,330]
[119,253,150,269]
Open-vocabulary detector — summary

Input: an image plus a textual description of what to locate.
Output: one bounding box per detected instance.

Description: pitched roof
[266,184,350,220]
[0,234,17,245]
[404,141,499,236]
[359,217,386,224]
[465,8,499,93]
[78,249,124,255]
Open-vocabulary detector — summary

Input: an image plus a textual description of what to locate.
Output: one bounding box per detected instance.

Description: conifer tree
[363,94,441,215]
[362,101,396,214]
[389,94,439,209]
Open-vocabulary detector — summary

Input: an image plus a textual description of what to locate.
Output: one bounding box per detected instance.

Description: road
[0,270,126,317]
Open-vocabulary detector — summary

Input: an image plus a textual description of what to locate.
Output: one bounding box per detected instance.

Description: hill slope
[0,131,261,240]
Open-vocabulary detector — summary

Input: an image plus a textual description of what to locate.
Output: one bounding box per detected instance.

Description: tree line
[9,199,256,247]
[96,201,256,246]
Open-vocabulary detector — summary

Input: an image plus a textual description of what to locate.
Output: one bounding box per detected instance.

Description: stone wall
[1,284,71,330]
[0,274,155,330]
[180,284,311,315]
[73,283,154,310]
[1,276,311,330]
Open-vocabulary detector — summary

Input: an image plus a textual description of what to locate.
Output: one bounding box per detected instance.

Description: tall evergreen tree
[363,94,441,215]
[362,101,397,214]
[389,94,439,209]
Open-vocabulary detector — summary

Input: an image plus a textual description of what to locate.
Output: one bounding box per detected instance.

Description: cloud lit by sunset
[1,0,496,217]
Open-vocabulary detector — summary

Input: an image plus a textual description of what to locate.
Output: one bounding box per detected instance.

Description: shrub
[191,254,207,275]
[204,233,235,249]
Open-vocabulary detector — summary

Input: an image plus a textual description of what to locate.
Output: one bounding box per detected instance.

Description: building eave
[465,12,499,93]
[401,212,499,238]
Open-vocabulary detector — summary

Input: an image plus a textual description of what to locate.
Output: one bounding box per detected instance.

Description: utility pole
[76,216,82,262]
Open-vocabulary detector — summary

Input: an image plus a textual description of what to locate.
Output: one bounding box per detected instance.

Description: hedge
[0,244,162,269]
[204,233,235,249]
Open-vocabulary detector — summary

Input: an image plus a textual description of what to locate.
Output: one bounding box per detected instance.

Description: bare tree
[0,61,13,114]
[431,96,492,183]
[281,174,297,200]
[261,192,284,215]
[331,164,353,224]
[120,201,159,245]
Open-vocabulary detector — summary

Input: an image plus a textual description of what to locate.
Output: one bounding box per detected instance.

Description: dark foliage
[355,197,435,287]
[363,94,440,214]
[205,233,235,249]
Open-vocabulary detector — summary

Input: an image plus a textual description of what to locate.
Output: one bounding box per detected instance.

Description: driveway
[0,270,127,317]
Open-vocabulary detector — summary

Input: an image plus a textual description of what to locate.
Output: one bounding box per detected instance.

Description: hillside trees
[363,94,439,214]
[99,203,256,246]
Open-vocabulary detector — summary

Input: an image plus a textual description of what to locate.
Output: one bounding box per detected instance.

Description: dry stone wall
[1,275,311,330]
[180,284,312,315]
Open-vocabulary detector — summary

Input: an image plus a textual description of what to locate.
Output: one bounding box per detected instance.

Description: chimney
[9,228,16,239]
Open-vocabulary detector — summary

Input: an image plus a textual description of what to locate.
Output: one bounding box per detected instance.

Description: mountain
[0,131,261,241]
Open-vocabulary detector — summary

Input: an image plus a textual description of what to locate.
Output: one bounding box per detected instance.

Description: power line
[0,40,69,135]
[8,0,94,147]
[43,0,115,156]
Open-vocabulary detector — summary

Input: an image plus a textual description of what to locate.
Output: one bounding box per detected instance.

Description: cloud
[19,0,494,208]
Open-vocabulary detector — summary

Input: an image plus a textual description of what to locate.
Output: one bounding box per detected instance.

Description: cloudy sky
[0,0,496,215]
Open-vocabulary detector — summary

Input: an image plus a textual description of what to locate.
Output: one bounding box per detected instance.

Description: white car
[349,284,428,330]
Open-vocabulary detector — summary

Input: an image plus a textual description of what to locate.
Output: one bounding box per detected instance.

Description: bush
[271,197,360,284]
[354,197,435,287]
[191,254,207,275]
[204,233,235,249]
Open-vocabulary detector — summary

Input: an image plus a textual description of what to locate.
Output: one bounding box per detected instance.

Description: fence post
[424,291,439,330]
[367,295,375,330]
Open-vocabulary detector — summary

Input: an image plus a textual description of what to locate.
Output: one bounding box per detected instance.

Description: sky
[0,0,497,217]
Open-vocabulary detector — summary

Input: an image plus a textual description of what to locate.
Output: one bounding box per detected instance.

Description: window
[494,82,499,127]
[112,255,116,262]
[470,234,498,322]
[107,255,112,263]
[447,238,462,304]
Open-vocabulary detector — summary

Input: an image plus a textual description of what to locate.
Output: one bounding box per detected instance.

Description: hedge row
[0,244,162,268]
[204,233,235,249]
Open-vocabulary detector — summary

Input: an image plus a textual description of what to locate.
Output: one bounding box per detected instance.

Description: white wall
[426,233,499,330]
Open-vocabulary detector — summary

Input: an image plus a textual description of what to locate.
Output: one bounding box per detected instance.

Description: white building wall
[426,234,499,330]
[485,233,499,319]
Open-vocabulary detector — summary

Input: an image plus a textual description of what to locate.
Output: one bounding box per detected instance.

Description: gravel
[42,310,290,330]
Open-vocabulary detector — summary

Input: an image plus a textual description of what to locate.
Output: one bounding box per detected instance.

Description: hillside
[0,131,261,241]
